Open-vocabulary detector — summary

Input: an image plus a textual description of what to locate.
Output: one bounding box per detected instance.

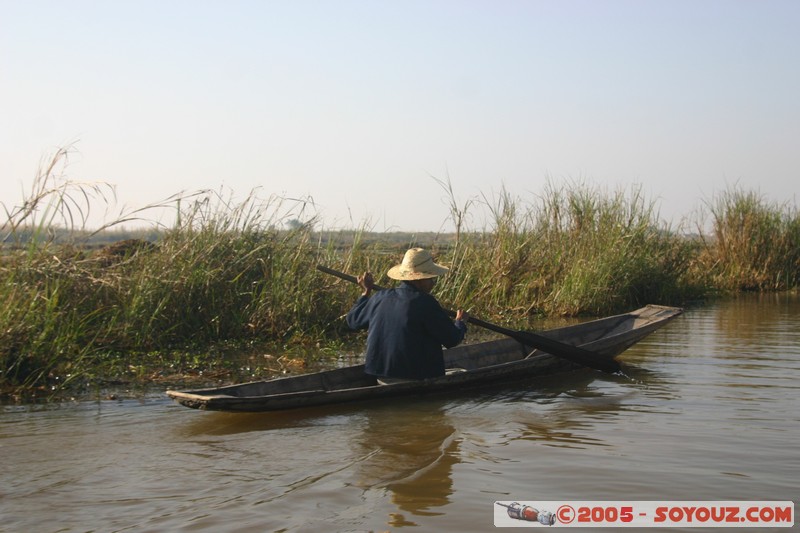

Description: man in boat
[346,247,469,383]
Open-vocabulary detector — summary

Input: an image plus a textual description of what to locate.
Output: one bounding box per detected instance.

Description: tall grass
[434,180,701,319]
[694,188,800,291]
[0,149,349,393]
[1,147,117,389]
[2,149,798,395]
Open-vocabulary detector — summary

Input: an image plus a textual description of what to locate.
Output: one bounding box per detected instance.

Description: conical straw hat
[386,248,450,280]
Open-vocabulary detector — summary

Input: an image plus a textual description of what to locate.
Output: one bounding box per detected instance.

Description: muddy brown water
[2,294,798,532]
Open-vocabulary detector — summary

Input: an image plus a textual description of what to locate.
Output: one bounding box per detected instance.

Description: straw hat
[387,248,450,280]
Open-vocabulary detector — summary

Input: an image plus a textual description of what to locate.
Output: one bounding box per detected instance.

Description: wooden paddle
[316,264,620,373]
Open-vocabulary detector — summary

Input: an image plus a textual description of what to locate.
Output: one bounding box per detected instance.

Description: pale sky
[2,0,798,232]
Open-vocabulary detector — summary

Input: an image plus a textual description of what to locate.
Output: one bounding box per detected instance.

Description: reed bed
[693,188,800,291]
[436,181,700,318]
[1,150,798,396]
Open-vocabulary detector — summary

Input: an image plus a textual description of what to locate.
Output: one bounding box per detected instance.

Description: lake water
[1,294,797,532]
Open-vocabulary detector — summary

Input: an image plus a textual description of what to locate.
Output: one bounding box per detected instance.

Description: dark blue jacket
[346,282,467,379]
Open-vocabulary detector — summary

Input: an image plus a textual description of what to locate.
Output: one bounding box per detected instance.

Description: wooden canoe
[167,304,682,412]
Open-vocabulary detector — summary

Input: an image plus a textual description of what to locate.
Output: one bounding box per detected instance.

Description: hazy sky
[2,0,798,232]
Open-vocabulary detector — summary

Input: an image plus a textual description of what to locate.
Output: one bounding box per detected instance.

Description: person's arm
[452,309,469,342]
[357,272,375,297]
[346,272,376,330]
[423,297,468,348]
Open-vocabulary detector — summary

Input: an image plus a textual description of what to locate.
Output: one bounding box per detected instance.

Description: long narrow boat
[167,304,682,412]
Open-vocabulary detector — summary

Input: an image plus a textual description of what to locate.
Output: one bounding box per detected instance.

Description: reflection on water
[2,294,799,531]
[353,403,459,526]
[183,399,464,526]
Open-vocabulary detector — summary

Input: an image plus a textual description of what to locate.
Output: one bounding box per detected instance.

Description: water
[2,294,798,532]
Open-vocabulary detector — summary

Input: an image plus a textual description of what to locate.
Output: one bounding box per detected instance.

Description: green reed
[693,188,800,291]
[0,150,342,393]
[2,149,798,394]
[434,180,701,320]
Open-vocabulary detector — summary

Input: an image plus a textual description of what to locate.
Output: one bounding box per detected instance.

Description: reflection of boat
[167,305,682,412]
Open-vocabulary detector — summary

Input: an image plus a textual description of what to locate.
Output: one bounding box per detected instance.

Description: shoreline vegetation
[2,149,799,401]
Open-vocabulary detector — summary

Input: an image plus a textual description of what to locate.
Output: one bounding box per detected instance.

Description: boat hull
[167,305,682,412]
